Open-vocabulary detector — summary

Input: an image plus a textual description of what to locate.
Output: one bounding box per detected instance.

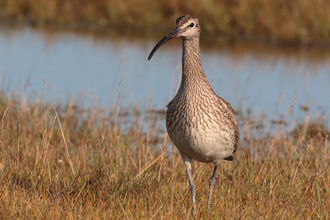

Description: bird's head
[148,15,200,60]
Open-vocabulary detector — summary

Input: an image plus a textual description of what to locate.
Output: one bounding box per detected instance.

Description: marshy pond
[0,27,329,129]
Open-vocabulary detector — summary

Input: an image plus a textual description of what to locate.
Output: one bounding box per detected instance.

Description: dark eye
[189,23,194,27]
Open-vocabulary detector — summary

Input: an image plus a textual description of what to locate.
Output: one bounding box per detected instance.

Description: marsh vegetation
[0,88,329,219]
[1,0,330,46]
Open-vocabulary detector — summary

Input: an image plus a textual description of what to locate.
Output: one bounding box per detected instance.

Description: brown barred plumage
[148,15,239,214]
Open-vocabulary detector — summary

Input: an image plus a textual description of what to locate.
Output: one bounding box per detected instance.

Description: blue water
[0,27,329,128]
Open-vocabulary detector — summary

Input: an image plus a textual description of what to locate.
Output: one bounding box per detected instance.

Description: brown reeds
[0,85,329,218]
[1,0,330,45]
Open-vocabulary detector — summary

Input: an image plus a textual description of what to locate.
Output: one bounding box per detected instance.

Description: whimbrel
[148,15,239,213]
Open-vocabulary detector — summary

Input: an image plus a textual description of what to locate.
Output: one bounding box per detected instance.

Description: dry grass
[1,0,330,45]
[0,88,329,219]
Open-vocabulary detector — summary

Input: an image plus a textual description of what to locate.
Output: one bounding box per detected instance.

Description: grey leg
[207,165,218,209]
[183,156,196,215]
[186,165,196,214]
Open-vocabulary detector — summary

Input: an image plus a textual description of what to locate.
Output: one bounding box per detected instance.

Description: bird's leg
[207,165,218,209]
[186,165,196,214]
[183,157,196,215]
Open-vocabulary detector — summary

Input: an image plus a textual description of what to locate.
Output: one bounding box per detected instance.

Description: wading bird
[148,15,239,213]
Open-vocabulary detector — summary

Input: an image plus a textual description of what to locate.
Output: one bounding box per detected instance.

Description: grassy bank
[0,89,329,219]
[1,0,330,46]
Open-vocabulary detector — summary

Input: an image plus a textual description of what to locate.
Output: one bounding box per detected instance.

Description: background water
[0,27,329,128]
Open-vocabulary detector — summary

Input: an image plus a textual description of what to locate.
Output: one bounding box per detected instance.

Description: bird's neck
[180,37,211,92]
[182,37,203,76]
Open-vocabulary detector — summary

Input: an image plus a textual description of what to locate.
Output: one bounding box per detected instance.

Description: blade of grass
[53,106,75,176]
[131,151,166,183]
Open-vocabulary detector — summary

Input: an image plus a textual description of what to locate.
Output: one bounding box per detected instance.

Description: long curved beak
[148,27,182,60]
